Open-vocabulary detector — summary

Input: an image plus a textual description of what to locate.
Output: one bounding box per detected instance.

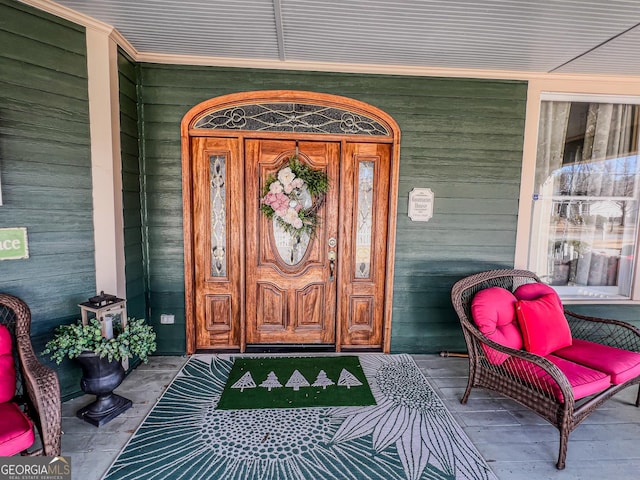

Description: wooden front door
[245,139,340,344]
[189,137,392,350]
[183,91,400,353]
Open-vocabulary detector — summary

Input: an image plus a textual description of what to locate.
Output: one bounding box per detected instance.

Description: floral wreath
[260,155,329,236]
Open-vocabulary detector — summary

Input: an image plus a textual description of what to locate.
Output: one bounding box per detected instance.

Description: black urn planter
[75,351,132,427]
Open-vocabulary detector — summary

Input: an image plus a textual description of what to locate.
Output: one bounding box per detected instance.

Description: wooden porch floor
[59,354,640,479]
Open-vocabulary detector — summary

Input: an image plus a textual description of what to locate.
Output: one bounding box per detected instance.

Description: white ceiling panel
[554,24,640,75]
[57,0,281,58]
[45,0,640,75]
[280,0,639,72]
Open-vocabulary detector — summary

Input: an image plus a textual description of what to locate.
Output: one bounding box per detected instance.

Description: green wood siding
[6,3,640,363]
[0,0,93,326]
[0,0,92,398]
[118,49,146,320]
[138,64,527,354]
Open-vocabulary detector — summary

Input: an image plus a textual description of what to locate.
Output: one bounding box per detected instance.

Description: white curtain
[531,101,570,281]
[535,101,571,192]
[570,104,638,287]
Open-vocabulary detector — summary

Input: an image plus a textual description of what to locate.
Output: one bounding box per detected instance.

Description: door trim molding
[181,90,401,354]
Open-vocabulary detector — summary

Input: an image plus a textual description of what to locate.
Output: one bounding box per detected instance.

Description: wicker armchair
[0,293,61,456]
[451,269,640,469]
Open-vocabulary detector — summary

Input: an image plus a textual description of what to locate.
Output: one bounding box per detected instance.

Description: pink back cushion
[471,287,522,365]
[514,282,562,307]
[0,325,16,403]
[515,293,572,356]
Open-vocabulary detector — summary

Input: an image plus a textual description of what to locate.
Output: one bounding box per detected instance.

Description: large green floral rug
[102,354,497,480]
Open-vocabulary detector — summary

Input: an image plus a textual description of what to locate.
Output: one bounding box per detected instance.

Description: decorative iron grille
[193,103,390,136]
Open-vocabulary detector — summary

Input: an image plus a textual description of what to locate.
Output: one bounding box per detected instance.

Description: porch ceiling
[45,0,640,76]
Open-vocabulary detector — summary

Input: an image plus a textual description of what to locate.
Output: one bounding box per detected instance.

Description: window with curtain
[529,98,640,300]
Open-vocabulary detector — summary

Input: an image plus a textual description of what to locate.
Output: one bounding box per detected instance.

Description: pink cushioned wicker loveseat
[451,269,640,469]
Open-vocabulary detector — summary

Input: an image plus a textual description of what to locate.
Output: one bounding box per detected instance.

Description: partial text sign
[0,227,29,260]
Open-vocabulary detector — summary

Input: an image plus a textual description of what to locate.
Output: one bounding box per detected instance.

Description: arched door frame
[181,90,401,354]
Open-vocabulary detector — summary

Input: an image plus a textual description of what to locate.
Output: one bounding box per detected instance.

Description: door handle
[328,250,336,282]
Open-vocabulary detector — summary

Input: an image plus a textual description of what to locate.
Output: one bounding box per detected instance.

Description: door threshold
[245,344,335,353]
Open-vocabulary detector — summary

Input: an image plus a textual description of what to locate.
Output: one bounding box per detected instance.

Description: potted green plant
[43,317,157,427]
[43,317,156,364]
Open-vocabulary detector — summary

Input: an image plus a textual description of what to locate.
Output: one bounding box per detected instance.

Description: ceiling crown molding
[137,52,536,81]
[134,52,640,84]
[18,0,138,58]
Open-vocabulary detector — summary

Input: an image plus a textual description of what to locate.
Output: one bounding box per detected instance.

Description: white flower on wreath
[277,167,296,186]
[282,207,302,228]
[269,181,283,194]
[283,208,303,229]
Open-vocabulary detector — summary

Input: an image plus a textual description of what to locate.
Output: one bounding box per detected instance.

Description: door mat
[217,355,376,409]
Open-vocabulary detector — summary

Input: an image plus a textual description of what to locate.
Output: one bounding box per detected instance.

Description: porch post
[85,27,126,298]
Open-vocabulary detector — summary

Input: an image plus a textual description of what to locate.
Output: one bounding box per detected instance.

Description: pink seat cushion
[0,402,34,456]
[515,293,572,356]
[554,338,640,385]
[0,325,16,403]
[471,287,522,365]
[504,355,612,402]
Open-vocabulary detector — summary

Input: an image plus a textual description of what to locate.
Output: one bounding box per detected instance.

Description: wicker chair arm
[463,322,575,405]
[17,336,62,457]
[564,310,640,352]
[17,332,61,456]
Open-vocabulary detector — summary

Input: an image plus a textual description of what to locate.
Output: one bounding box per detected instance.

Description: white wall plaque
[408,188,434,222]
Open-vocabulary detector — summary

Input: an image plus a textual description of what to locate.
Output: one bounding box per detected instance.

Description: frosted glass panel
[273,187,312,265]
[355,161,374,278]
[210,155,226,277]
